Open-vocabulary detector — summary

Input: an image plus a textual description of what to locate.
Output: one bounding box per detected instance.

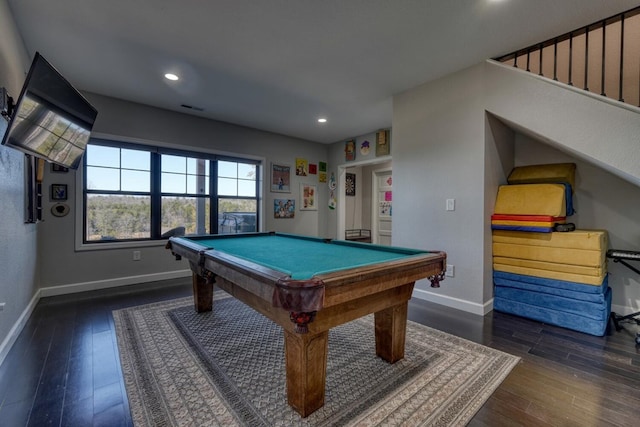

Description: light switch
[446,199,455,211]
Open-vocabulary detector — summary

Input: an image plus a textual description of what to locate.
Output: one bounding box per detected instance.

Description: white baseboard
[0,270,191,368]
[39,270,191,297]
[412,288,493,315]
[0,290,40,367]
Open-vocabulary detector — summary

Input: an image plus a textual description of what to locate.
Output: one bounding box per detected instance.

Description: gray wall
[0,0,37,362]
[393,60,640,315]
[393,64,491,313]
[37,92,330,290]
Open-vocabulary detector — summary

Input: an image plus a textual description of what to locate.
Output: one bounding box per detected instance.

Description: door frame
[337,156,392,241]
[371,168,392,244]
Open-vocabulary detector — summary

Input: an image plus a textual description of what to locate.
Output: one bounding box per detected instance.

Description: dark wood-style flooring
[0,278,639,426]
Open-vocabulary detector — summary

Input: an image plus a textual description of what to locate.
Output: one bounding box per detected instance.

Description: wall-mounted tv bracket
[0,87,14,120]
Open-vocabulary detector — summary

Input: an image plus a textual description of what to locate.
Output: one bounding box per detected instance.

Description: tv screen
[1,52,97,169]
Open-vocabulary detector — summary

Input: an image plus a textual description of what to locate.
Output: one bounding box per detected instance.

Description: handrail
[494,6,640,107]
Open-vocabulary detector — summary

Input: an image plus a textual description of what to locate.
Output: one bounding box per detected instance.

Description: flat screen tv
[1,52,97,169]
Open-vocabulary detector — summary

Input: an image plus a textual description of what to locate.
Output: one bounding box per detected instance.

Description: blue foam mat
[493,277,607,303]
[494,286,609,320]
[493,271,607,294]
[494,287,611,336]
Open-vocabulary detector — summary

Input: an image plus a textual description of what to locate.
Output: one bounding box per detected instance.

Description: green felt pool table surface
[180,232,430,280]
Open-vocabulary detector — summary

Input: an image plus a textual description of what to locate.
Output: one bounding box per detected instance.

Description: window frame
[79,138,261,247]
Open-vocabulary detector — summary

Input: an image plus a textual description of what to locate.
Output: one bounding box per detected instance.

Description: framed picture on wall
[271,162,291,193]
[376,130,390,156]
[274,199,295,218]
[300,183,317,210]
[295,158,308,176]
[345,140,356,161]
[51,184,68,201]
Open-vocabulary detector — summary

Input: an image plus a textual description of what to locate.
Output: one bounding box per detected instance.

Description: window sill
[75,239,168,252]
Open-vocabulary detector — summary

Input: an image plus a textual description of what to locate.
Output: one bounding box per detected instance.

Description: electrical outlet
[133,250,141,261]
[0,302,5,311]
[445,264,454,277]
[446,198,455,211]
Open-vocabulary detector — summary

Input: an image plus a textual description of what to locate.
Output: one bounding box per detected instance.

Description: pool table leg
[283,329,329,417]
[374,300,409,363]
[192,273,213,312]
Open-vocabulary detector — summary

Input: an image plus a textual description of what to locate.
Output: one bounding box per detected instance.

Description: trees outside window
[83,140,259,243]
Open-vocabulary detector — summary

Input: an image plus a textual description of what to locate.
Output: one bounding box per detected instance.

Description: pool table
[167,232,446,417]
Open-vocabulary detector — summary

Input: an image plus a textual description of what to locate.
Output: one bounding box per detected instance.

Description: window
[83,139,260,243]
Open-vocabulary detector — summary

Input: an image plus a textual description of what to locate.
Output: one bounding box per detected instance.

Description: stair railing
[494,6,640,107]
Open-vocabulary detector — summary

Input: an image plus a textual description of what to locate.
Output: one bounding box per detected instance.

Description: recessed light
[164,73,179,81]
[318,118,327,123]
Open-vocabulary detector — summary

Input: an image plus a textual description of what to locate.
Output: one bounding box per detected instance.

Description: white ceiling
[7,0,640,144]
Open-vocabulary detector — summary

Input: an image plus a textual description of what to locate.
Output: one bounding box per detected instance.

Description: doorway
[337,159,392,243]
[372,169,392,245]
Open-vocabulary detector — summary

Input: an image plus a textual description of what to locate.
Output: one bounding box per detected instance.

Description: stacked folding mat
[492,163,611,336]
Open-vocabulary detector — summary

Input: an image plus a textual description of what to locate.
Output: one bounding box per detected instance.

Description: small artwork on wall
[271,162,291,193]
[345,173,356,196]
[360,140,370,156]
[300,183,317,210]
[274,199,295,218]
[51,184,68,201]
[296,158,308,176]
[376,130,390,157]
[309,163,317,175]
[345,140,356,161]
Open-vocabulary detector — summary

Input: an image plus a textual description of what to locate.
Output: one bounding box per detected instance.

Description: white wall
[0,0,37,363]
[36,92,330,290]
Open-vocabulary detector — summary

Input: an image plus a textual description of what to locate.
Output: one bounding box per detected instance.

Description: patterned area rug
[114,293,519,426]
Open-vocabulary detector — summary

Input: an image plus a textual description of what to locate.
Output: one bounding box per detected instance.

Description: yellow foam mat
[507,163,576,189]
[493,242,604,267]
[493,257,606,277]
[494,184,566,216]
[492,229,607,251]
[493,263,605,286]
